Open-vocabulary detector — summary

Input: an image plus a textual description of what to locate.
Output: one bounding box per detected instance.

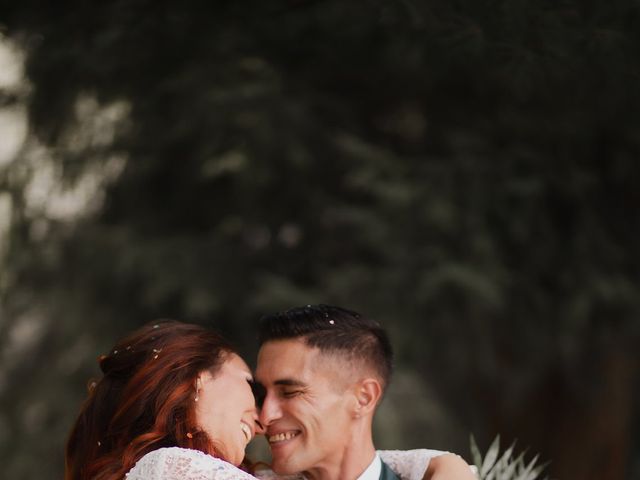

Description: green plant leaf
[470,436,548,480]
[470,434,483,469]
[520,454,540,480]
[480,435,501,477]
[529,461,550,480]
[501,455,520,479]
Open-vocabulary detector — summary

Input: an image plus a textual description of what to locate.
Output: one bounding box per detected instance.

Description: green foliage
[0,1,639,478]
[470,435,548,480]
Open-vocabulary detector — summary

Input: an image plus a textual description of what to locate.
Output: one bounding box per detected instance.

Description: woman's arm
[377,449,477,480]
[423,454,477,480]
[378,449,446,480]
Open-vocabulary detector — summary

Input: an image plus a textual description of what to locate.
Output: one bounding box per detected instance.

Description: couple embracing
[66,304,475,480]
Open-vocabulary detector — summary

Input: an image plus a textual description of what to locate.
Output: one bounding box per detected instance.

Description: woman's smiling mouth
[240,422,254,442]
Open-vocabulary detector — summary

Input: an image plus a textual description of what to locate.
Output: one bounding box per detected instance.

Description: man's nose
[259,393,282,427]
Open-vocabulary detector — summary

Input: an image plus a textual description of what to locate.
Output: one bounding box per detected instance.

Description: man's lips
[267,430,301,444]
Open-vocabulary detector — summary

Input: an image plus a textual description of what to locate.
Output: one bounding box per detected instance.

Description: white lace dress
[125,446,447,480]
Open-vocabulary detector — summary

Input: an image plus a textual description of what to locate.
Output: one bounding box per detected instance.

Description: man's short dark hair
[258,304,393,389]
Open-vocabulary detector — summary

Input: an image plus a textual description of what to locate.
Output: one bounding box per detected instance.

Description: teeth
[268,432,299,443]
[241,423,252,442]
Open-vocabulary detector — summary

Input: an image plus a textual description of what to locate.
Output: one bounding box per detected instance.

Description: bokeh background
[1,1,639,479]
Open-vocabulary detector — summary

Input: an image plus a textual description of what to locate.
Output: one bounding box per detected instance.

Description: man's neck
[302,438,376,480]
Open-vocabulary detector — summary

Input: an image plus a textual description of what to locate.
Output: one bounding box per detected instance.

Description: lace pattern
[124,447,447,480]
[379,449,447,480]
[125,447,258,480]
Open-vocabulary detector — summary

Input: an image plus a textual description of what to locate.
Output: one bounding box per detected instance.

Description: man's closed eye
[282,390,303,398]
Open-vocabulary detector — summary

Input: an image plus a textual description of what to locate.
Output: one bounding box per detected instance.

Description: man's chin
[268,437,307,474]
[271,455,309,476]
[271,459,298,475]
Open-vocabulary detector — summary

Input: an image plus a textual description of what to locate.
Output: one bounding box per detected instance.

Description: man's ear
[352,377,382,417]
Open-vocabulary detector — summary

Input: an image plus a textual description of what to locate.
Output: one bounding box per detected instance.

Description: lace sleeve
[378,449,448,480]
[125,447,259,480]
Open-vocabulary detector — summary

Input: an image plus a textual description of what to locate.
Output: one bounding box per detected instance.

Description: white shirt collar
[356,454,381,480]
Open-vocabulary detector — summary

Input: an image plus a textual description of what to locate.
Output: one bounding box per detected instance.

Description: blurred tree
[0,1,639,479]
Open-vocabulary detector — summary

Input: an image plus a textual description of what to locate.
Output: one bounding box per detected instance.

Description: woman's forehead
[224,352,251,373]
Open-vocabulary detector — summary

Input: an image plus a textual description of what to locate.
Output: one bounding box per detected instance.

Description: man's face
[256,339,355,475]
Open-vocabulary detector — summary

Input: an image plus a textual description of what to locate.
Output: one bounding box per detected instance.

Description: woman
[65,320,261,480]
[66,320,449,480]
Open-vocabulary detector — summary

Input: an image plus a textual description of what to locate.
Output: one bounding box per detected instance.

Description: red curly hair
[65,320,236,480]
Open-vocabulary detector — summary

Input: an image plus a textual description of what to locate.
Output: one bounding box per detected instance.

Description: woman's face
[195,353,260,465]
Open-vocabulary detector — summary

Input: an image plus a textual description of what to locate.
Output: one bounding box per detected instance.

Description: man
[255,304,475,480]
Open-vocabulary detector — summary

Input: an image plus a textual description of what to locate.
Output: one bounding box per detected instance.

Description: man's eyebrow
[274,379,307,387]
